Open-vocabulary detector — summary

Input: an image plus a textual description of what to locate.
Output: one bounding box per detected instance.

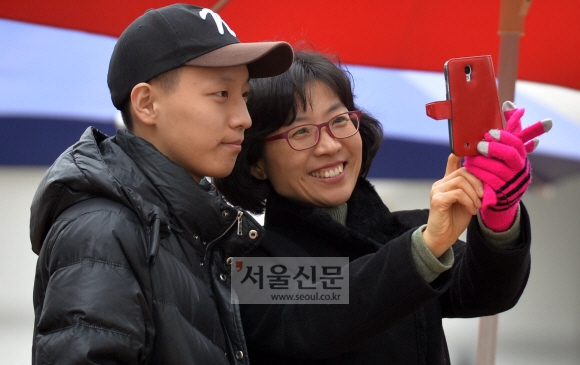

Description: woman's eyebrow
[294,102,346,123]
[326,102,345,114]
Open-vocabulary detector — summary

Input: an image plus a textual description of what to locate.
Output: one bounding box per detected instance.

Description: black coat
[30,128,263,365]
[240,178,532,365]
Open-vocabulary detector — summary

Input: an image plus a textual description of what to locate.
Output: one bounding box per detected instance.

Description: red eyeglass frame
[263,110,362,151]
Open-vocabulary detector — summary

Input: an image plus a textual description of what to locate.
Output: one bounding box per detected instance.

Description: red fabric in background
[1,0,579,90]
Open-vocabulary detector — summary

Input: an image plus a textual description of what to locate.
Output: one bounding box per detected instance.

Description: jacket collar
[113,129,235,245]
[30,126,258,257]
[264,178,406,256]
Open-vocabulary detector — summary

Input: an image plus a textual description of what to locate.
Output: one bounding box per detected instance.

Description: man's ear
[250,160,268,180]
[130,82,157,126]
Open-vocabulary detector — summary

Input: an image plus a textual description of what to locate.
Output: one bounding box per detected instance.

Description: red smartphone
[426,55,504,156]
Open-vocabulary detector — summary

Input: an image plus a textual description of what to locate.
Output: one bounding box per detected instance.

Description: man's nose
[233,103,252,130]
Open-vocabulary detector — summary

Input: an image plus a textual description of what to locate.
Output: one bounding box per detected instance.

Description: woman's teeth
[309,164,343,178]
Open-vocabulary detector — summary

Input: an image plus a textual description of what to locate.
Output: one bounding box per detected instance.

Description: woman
[214,50,550,364]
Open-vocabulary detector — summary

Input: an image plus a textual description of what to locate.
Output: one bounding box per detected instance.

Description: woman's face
[253,80,363,207]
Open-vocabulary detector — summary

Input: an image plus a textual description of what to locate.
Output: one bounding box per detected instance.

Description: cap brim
[185,41,293,78]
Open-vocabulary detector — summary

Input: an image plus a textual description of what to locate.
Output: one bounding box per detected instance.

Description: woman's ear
[130,82,157,126]
[250,160,268,180]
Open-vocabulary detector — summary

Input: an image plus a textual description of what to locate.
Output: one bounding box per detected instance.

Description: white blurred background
[2,166,579,364]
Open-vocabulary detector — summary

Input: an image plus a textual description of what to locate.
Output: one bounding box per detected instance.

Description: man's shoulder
[50,198,144,249]
[41,197,149,270]
[57,197,140,224]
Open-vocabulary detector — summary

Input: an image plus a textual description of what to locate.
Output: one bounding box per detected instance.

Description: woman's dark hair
[214,50,383,214]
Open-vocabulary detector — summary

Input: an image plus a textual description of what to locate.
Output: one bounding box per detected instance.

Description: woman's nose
[313,127,341,155]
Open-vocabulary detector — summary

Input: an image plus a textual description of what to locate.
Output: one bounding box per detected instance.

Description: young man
[29,4,292,364]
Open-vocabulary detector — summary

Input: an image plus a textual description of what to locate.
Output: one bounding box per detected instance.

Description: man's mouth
[309,163,344,178]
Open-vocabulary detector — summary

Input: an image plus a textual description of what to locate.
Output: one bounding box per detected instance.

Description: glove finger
[463,161,507,191]
[516,119,553,144]
[501,101,517,121]
[465,152,524,184]
[481,140,526,170]
[504,107,525,134]
[524,138,539,154]
[484,130,527,159]
[482,183,498,209]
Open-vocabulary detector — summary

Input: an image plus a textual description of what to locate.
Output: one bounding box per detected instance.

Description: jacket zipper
[201,209,247,364]
[236,210,243,236]
[203,210,243,264]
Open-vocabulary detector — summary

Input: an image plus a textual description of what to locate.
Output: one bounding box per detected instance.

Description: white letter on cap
[199,8,236,37]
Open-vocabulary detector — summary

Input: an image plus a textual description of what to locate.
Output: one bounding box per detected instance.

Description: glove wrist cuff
[480,203,519,232]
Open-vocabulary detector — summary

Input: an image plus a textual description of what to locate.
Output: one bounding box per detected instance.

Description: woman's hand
[422,154,483,257]
[463,102,552,232]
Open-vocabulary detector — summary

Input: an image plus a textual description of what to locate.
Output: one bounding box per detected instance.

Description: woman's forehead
[293,82,344,118]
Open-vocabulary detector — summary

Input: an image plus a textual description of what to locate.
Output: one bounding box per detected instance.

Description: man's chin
[210,167,235,180]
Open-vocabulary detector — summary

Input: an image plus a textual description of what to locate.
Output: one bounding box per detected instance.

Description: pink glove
[463,102,552,232]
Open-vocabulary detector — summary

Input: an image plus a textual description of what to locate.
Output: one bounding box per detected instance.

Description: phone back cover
[445,56,504,156]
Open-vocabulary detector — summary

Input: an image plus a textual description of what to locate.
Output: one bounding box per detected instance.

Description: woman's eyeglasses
[263,110,361,151]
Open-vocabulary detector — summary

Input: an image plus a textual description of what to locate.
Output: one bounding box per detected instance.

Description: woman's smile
[308,162,345,179]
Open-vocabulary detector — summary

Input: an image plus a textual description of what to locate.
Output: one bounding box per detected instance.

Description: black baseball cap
[107,3,293,110]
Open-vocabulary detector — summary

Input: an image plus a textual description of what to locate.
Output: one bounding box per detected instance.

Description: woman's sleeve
[439,202,532,318]
[240,229,452,359]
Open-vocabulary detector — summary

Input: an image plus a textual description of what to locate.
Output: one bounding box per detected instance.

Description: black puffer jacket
[240,178,532,364]
[30,127,262,365]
